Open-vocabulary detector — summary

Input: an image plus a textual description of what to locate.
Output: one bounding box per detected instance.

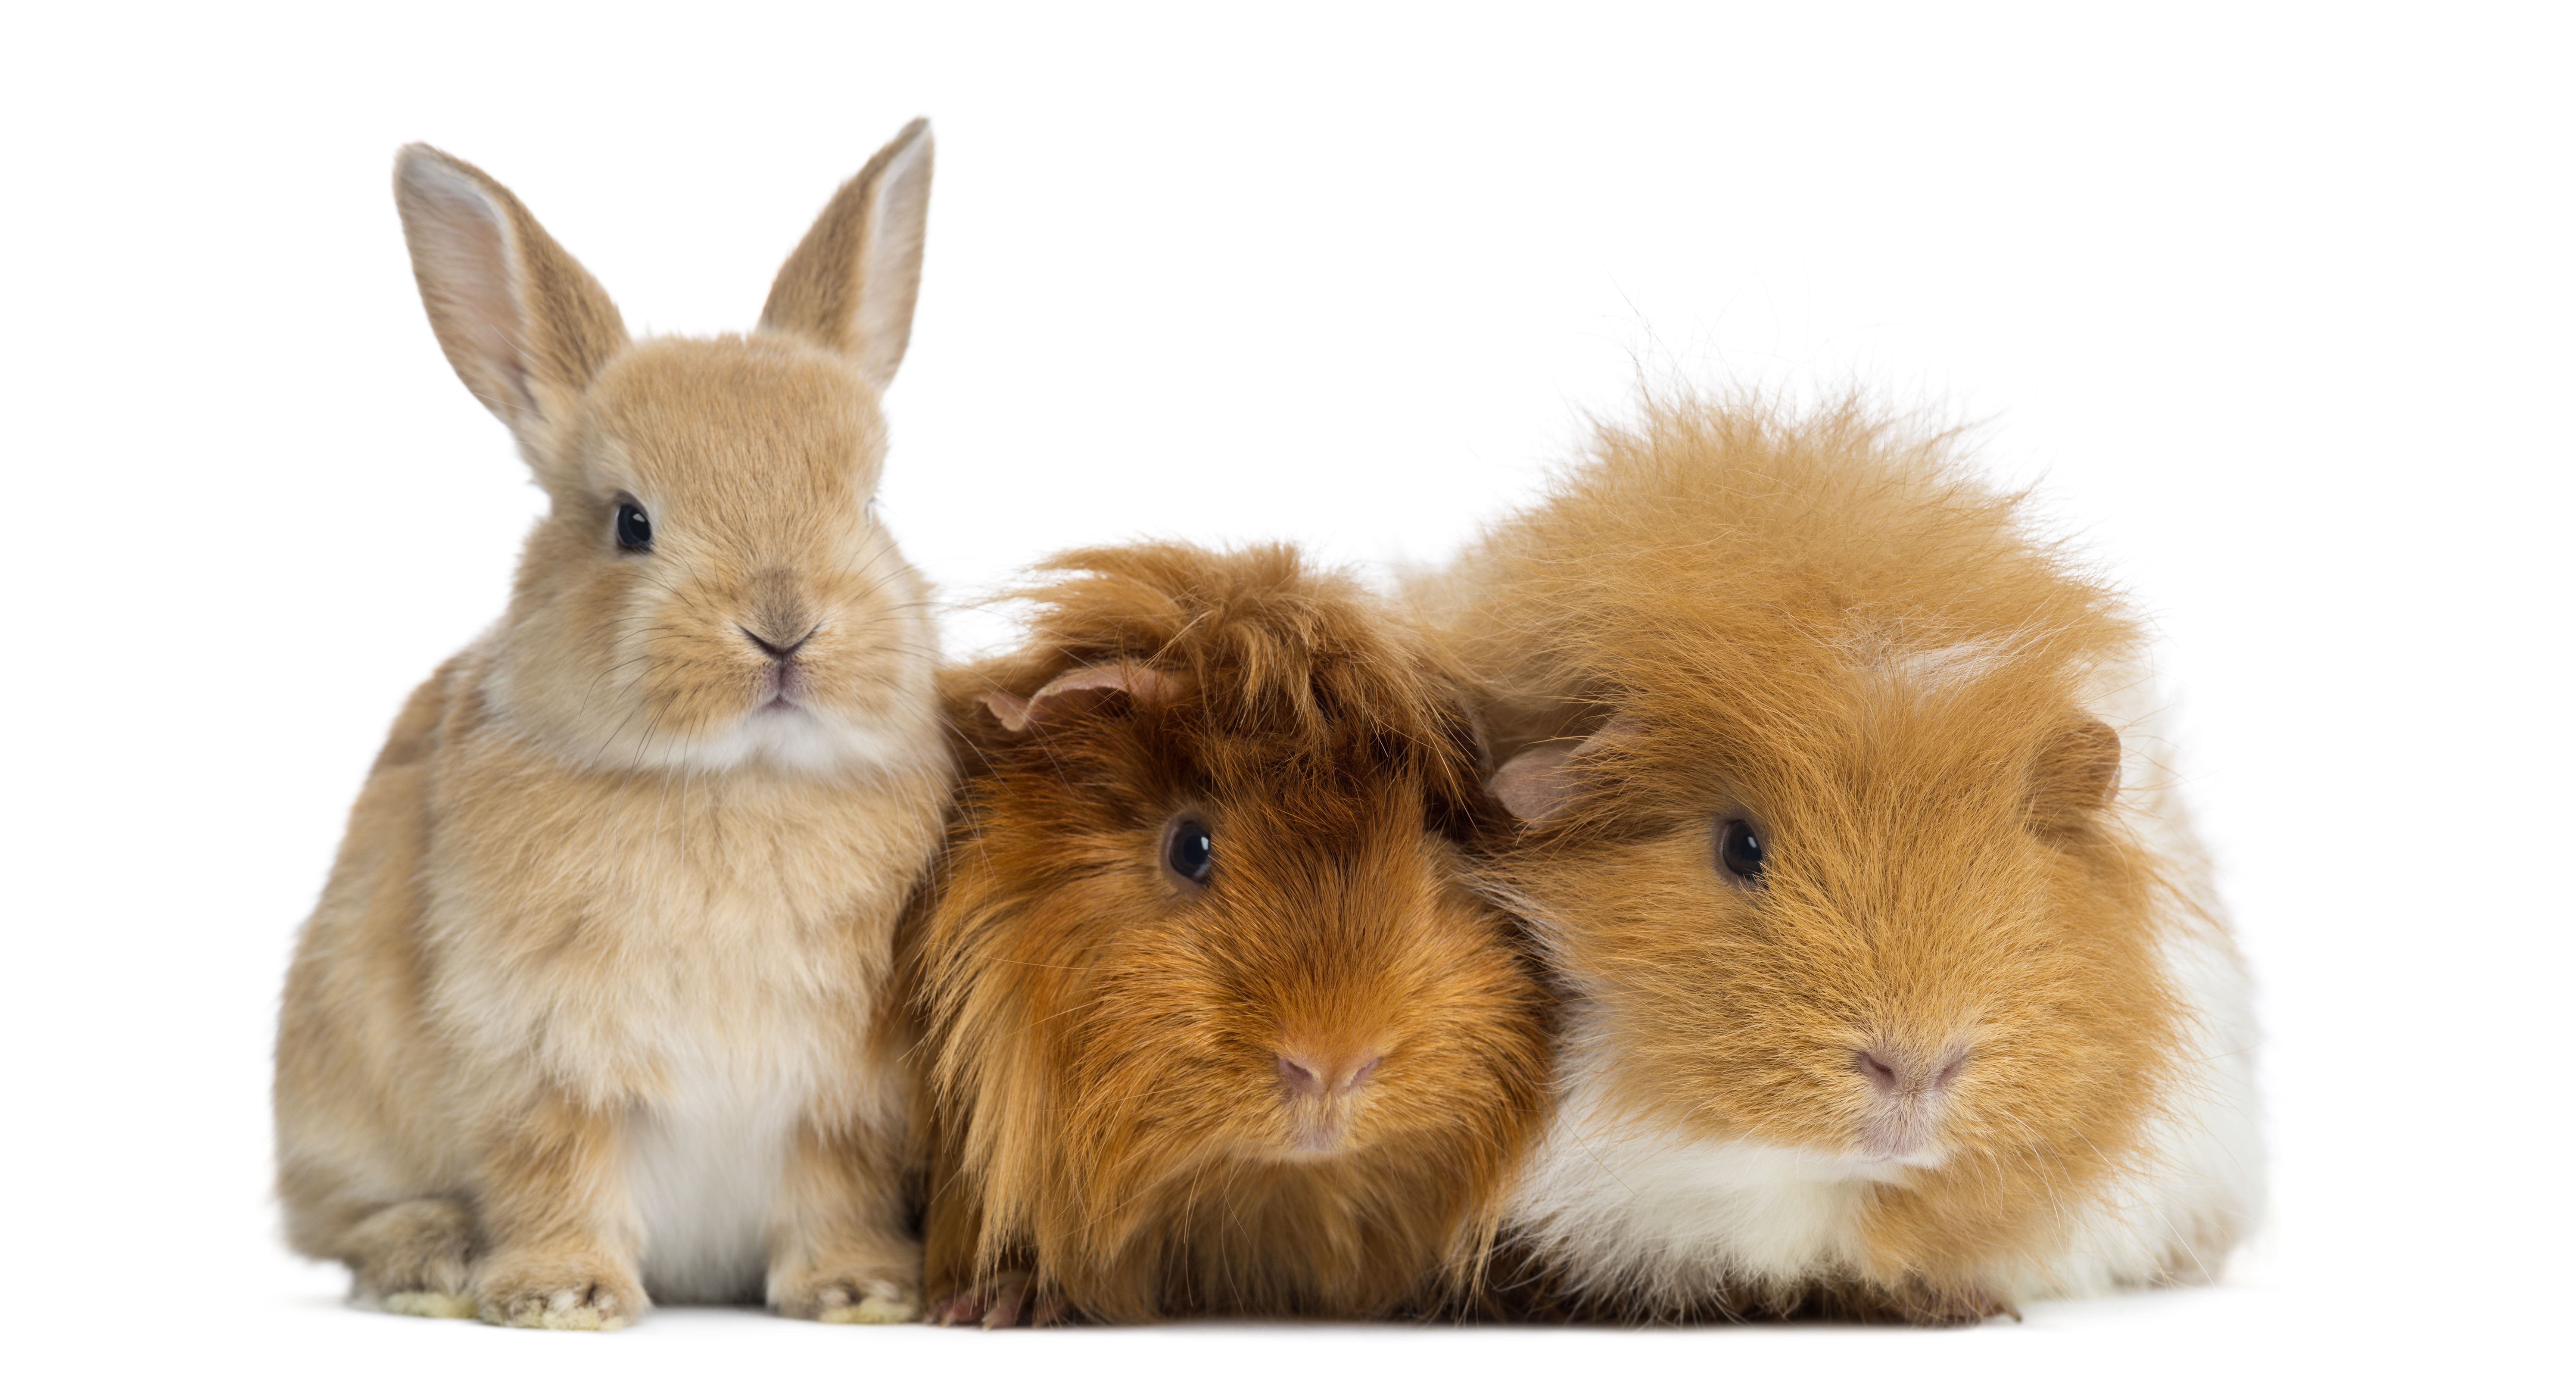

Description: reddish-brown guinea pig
[906,542,1553,1325]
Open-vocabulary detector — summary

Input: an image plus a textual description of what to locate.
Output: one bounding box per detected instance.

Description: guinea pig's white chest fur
[1508,1010,1887,1296]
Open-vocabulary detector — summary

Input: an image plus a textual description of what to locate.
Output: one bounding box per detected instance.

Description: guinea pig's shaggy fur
[908,543,1554,1323]
[1417,396,2263,1323]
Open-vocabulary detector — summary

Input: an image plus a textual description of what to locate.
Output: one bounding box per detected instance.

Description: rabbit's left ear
[394,145,629,468]
[760,118,934,389]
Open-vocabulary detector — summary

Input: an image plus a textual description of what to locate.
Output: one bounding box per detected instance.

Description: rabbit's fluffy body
[1421,399,2261,1322]
[910,544,1554,1323]
[274,126,951,1329]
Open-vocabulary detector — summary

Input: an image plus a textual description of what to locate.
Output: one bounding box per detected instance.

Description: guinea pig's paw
[474,1254,645,1331]
[931,1270,1062,1329]
[1908,1285,2016,1327]
[1843,1279,2017,1327]
[926,1286,986,1327]
[775,1269,922,1325]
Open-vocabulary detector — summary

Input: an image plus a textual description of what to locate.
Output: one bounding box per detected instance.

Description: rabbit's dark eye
[1716,818,1765,883]
[1164,816,1213,886]
[615,501,653,552]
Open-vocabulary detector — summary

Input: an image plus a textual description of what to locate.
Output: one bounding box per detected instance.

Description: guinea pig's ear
[1489,715,1638,823]
[760,119,934,389]
[393,146,630,476]
[981,663,1182,733]
[2028,718,2123,833]
[1490,744,1578,822]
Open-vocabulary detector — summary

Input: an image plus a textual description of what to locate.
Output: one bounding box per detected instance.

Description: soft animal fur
[908,543,1554,1324]
[1414,396,2263,1324]
[273,122,954,1330]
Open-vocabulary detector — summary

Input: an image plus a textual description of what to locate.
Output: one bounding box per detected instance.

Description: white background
[3,3,2567,1386]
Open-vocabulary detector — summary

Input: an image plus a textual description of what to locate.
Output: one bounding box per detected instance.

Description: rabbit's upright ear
[760,119,934,389]
[393,146,629,466]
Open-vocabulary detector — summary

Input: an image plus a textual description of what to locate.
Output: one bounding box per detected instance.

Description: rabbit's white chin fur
[624,702,933,777]
[481,656,938,779]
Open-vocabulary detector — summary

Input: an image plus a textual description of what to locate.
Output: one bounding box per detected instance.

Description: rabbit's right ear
[760,119,934,389]
[392,146,629,468]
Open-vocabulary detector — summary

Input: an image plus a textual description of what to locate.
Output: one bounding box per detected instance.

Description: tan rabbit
[273,122,953,1330]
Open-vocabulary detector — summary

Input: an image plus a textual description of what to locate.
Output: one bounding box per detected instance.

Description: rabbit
[272,121,956,1330]
[1411,394,2264,1325]
[904,542,1555,1325]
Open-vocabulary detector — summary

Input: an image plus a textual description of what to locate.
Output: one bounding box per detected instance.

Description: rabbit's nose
[741,624,816,661]
[1274,1048,1382,1098]
[1853,1044,1971,1098]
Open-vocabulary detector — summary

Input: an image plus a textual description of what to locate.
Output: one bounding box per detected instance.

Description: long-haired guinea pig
[274,124,951,1329]
[1414,395,2262,1325]
[906,542,1554,1325]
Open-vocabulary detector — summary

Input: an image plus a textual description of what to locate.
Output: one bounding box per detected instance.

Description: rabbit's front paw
[773,1261,920,1324]
[476,1253,645,1331]
[382,1290,479,1319]
[347,1198,478,1318]
[790,1281,919,1325]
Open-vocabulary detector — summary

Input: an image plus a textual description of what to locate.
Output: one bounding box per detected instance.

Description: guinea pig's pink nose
[1853,1045,1971,1098]
[1274,1049,1382,1098]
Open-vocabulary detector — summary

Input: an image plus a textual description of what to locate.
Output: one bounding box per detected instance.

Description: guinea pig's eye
[1163,816,1214,886]
[614,500,653,552]
[1716,817,1765,884]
